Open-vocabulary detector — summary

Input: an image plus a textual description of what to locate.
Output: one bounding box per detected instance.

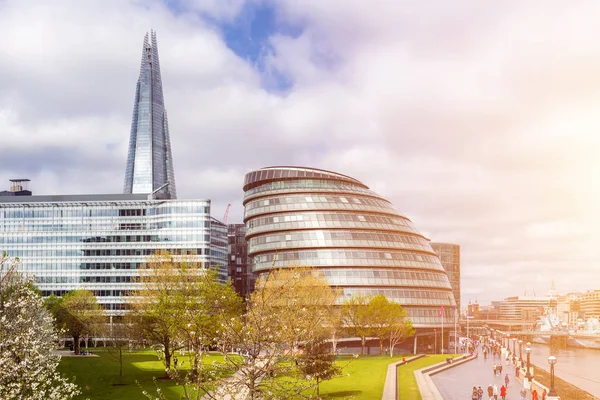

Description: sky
[1,0,599,306]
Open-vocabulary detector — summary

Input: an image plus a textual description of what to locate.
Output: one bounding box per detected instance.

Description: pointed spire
[123,31,177,199]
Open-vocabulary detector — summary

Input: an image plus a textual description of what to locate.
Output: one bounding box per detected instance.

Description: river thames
[530,343,600,398]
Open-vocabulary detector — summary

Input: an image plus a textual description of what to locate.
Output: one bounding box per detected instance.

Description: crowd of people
[468,335,549,400]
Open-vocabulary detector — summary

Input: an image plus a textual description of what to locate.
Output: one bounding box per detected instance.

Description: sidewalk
[431,352,524,399]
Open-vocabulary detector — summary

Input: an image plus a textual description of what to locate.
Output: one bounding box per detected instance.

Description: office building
[496,296,550,321]
[0,191,211,315]
[242,166,456,328]
[209,218,228,284]
[123,30,177,199]
[581,290,600,320]
[227,224,252,298]
[430,242,460,313]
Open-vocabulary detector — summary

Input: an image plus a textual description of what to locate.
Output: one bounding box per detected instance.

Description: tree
[298,337,342,398]
[199,267,338,400]
[0,254,80,399]
[341,294,372,355]
[130,250,244,381]
[58,289,105,355]
[366,295,415,356]
[179,268,243,379]
[104,317,136,384]
[388,316,415,357]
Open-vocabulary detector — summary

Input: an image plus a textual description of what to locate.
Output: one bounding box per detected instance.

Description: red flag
[439,305,444,317]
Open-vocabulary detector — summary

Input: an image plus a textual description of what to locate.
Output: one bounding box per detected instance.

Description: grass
[315,355,407,399]
[58,348,228,400]
[397,354,461,400]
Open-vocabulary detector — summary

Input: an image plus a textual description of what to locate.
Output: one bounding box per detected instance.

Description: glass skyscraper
[123,30,177,199]
[243,166,456,328]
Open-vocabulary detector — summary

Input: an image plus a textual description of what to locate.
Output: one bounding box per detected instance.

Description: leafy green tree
[367,294,415,355]
[130,251,244,381]
[60,289,105,354]
[298,337,342,398]
[341,294,372,355]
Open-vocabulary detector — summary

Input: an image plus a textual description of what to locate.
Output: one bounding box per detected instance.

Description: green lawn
[315,355,407,400]
[59,350,412,400]
[397,354,460,400]
[58,349,227,400]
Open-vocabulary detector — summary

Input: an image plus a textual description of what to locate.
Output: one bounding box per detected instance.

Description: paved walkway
[431,353,524,399]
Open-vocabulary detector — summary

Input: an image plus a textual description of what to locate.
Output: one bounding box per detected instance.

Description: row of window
[1,232,210,245]
[254,249,440,264]
[244,179,373,199]
[245,193,393,211]
[250,230,428,247]
[247,212,412,229]
[320,268,452,282]
[0,220,210,233]
[0,203,209,219]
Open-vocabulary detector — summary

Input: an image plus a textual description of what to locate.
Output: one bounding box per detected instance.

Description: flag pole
[454,306,457,354]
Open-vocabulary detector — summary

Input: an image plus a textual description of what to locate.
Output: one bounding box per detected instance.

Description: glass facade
[123,31,177,199]
[0,194,211,315]
[227,223,253,298]
[430,243,461,313]
[209,218,228,284]
[243,166,457,328]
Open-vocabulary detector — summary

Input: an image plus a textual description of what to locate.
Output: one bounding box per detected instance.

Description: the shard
[123,30,177,199]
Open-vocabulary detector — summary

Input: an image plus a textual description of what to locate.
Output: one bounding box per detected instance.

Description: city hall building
[242,166,456,329]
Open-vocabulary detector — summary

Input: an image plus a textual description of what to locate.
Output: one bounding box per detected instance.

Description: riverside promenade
[431,353,524,399]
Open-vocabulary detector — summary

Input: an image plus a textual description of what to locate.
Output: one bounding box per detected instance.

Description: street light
[525,347,532,382]
[518,339,523,361]
[512,338,516,359]
[548,356,558,396]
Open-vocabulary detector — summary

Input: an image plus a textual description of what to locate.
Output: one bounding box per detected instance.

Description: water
[529,343,600,398]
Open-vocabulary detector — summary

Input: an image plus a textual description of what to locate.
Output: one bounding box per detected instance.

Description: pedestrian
[499,364,503,375]
[532,389,539,400]
[505,373,510,388]
[493,384,499,400]
[472,386,479,400]
[488,384,494,400]
[520,387,527,400]
[493,363,497,376]
[478,386,484,400]
[541,389,547,400]
[500,385,507,400]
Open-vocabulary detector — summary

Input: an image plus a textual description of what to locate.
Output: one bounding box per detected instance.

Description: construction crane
[223,204,231,225]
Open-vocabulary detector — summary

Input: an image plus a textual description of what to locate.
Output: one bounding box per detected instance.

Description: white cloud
[1,0,600,305]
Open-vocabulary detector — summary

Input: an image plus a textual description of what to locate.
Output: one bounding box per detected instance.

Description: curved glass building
[243,166,456,328]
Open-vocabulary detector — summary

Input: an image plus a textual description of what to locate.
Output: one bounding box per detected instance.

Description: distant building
[123,30,176,199]
[556,292,583,326]
[581,290,600,320]
[242,166,456,329]
[430,242,460,313]
[209,218,228,284]
[227,224,252,298]
[497,296,550,321]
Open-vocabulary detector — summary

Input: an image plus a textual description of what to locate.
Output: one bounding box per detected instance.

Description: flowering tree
[0,253,80,399]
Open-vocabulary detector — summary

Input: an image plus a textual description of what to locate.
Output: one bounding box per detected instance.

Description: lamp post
[548,355,558,396]
[434,329,437,354]
[512,338,516,360]
[525,346,532,382]
[518,339,523,361]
